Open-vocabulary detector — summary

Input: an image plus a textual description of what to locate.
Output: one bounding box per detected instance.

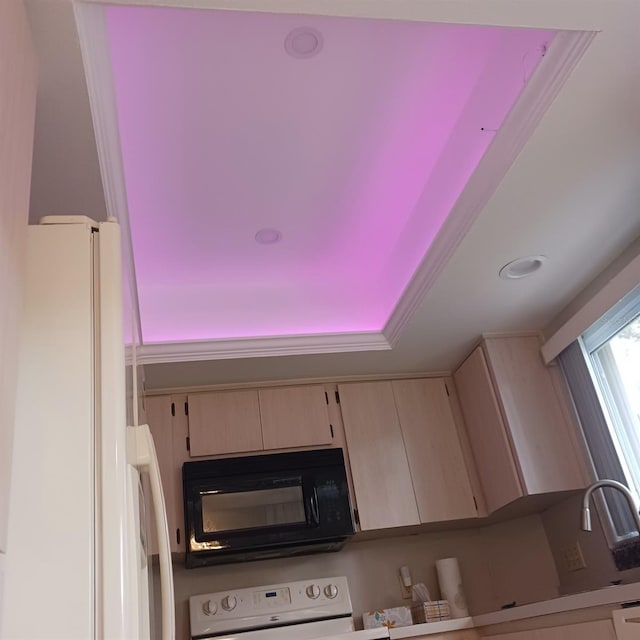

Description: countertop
[384,582,640,638]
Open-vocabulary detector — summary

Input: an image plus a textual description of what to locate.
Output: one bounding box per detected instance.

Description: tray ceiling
[72,3,596,360]
[100,7,553,347]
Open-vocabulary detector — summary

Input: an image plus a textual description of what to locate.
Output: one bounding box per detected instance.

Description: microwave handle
[310,487,320,526]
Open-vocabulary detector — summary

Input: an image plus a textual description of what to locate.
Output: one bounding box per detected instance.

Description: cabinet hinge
[445,383,450,397]
[186,436,190,452]
[176,528,181,545]
[335,390,340,404]
[330,424,334,438]
[325,392,329,405]
[353,508,360,526]
[170,402,175,416]
[184,401,189,416]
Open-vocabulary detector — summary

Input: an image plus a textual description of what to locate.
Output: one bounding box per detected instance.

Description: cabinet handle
[176,528,181,545]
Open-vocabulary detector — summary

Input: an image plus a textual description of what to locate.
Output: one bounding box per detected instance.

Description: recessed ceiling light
[285,27,323,59]
[255,228,282,245]
[499,255,547,280]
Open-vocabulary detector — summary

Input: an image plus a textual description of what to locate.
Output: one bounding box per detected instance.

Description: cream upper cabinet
[454,336,587,514]
[259,385,332,450]
[392,379,478,522]
[338,381,420,530]
[186,385,335,457]
[187,390,263,457]
[453,346,523,514]
[145,395,182,554]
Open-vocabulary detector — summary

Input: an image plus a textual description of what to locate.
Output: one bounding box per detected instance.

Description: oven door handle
[310,487,320,526]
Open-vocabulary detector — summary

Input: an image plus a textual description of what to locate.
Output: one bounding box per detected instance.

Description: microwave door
[192,476,315,542]
[200,484,307,534]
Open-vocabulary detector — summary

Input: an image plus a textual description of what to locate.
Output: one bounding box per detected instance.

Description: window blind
[558,340,636,542]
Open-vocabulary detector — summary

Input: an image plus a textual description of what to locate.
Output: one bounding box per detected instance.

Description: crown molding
[144,370,449,396]
[383,29,596,347]
[137,332,391,364]
[74,3,145,348]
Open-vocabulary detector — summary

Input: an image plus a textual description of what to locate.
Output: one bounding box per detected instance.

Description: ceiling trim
[72,0,610,32]
[137,332,392,364]
[74,2,145,345]
[383,29,597,346]
[143,370,450,395]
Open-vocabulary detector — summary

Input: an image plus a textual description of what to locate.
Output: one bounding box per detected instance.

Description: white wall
[542,495,640,595]
[0,0,37,557]
[0,1,37,628]
[157,514,558,640]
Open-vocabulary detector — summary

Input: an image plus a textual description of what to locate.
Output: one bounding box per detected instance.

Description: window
[587,314,640,504]
[559,284,640,554]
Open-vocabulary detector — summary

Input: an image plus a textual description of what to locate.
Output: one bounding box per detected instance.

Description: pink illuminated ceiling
[105,7,553,344]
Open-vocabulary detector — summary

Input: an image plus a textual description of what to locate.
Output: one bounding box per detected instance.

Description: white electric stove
[189,576,389,640]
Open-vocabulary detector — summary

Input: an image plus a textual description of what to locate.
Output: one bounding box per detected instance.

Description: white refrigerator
[1,216,174,640]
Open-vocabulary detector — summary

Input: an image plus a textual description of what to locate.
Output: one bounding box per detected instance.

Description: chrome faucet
[581,479,640,532]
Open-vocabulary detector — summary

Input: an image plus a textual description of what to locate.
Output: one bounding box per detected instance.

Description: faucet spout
[581,479,640,533]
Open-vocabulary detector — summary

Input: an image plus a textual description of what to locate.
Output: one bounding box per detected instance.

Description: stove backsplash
[156,513,559,640]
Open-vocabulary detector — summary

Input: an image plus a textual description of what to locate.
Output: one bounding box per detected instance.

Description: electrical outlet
[398,574,412,599]
[562,541,587,572]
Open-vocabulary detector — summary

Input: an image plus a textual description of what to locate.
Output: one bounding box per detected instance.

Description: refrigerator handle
[134,424,176,640]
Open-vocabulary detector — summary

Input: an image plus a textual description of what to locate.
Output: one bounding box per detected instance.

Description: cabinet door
[392,379,478,522]
[0,0,37,553]
[483,336,586,495]
[410,632,479,640]
[187,390,263,456]
[145,395,181,554]
[259,385,332,450]
[481,619,615,639]
[338,382,420,530]
[454,347,523,513]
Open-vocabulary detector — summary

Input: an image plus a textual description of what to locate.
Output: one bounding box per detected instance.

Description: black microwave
[183,448,355,567]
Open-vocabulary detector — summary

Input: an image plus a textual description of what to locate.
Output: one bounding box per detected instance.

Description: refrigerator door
[2,217,174,640]
[100,220,175,640]
[97,219,144,639]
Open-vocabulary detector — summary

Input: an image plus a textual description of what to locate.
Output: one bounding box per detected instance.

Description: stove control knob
[324,584,339,599]
[306,584,321,599]
[221,595,237,611]
[202,599,218,616]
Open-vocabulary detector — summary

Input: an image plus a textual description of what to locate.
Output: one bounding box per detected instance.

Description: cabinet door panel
[338,382,420,530]
[188,390,263,456]
[171,395,191,552]
[533,620,616,639]
[454,347,523,513]
[259,385,332,450]
[392,379,477,522]
[481,619,616,640]
[145,395,180,554]
[409,632,479,640]
[484,336,586,495]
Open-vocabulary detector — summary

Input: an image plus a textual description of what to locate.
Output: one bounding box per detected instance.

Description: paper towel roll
[435,557,469,618]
